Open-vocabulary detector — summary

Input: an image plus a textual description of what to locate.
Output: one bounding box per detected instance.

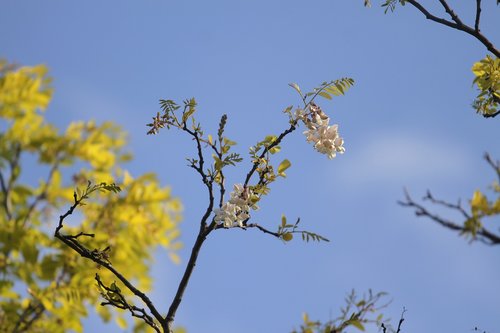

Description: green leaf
[318,91,332,100]
[281,214,287,227]
[325,86,342,96]
[349,319,365,331]
[268,146,281,154]
[223,138,237,146]
[278,159,291,177]
[282,233,293,241]
[288,83,301,94]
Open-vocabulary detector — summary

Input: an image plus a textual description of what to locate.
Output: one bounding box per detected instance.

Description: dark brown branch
[0,170,9,219]
[437,0,463,25]
[184,126,211,188]
[12,301,44,333]
[165,217,215,331]
[399,189,500,245]
[382,307,406,333]
[474,0,482,32]
[55,194,168,332]
[246,223,281,237]
[0,143,21,220]
[404,0,499,57]
[423,190,471,220]
[244,121,297,187]
[95,274,160,333]
[165,127,216,331]
[484,153,500,183]
[66,231,95,239]
[483,110,500,118]
[214,220,281,237]
[12,302,45,333]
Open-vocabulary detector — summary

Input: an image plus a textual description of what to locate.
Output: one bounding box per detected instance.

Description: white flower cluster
[298,103,345,159]
[214,184,258,228]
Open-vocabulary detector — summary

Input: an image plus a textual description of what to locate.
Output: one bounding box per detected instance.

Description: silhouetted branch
[400,155,500,247]
[474,0,482,32]
[381,307,406,333]
[404,0,499,57]
[399,189,500,245]
[55,191,167,332]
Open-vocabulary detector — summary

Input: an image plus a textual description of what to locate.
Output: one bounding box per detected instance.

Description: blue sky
[1,0,499,332]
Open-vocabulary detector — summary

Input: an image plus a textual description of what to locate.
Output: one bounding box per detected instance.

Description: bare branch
[54,193,168,332]
[475,0,482,32]
[12,301,44,333]
[399,189,500,245]
[423,190,471,220]
[404,0,499,57]
[484,153,500,183]
[246,223,281,237]
[165,222,213,331]
[437,0,463,25]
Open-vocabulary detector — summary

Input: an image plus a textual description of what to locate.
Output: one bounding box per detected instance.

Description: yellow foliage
[0,60,182,332]
[472,55,500,116]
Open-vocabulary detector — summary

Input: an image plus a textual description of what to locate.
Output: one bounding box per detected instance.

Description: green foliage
[291,290,391,333]
[472,55,499,117]
[277,215,330,243]
[363,0,407,13]
[0,60,182,332]
[289,78,355,105]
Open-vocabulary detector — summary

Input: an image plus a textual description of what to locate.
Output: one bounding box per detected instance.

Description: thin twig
[423,190,471,220]
[437,0,463,25]
[166,124,217,332]
[474,0,482,32]
[244,121,297,187]
[0,143,21,220]
[399,188,500,245]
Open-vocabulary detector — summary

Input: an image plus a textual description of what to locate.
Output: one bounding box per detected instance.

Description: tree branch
[404,0,499,57]
[0,143,21,220]
[474,0,482,32]
[12,301,45,333]
[244,121,297,187]
[437,0,463,25]
[55,193,168,332]
[483,110,500,118]
[165,223,213,331]
[399,189,500,245]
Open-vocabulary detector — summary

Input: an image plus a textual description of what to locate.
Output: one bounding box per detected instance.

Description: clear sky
[1,1,499,332]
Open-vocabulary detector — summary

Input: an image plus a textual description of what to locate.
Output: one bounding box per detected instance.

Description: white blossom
[301,103,345,159]
[214,184,258,228]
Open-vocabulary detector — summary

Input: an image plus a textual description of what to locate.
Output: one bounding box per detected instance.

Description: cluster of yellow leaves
[466,185,500,239]
[472,55,500,116]
[0,60,182,332]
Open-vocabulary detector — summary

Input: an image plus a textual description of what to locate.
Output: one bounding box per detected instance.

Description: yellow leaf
[116,316,128,329]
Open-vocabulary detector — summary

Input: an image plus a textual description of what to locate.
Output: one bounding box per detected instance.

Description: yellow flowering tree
[0,60,182,332]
